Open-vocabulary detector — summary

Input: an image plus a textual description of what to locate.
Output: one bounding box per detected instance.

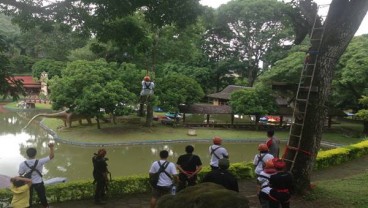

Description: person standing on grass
[10,176,32,208]
[209,136,229,170]
[268,158,293,208]
[92,148,110,205]
[253,143,274,176]
[266,130,280,158]
[18,143,54,208]
[176,145,202,191]
[149,150,178,208]
[257,159,277,208]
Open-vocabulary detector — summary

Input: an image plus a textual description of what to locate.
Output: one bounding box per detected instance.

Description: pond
[0,110,277,182]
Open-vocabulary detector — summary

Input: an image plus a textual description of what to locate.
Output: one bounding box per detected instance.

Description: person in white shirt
[253,143,274,176]
[140,75,155,96]
[149,150,178,208]
[257,159,277,208]
[209,136,229,170]
[18,143,54,208]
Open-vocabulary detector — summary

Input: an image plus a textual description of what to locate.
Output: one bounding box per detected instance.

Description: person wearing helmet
[266,129,280,158]
[202,158,239,192]
[257,159,277,208]
[268,158,293,208]
[209,136,229,170]
[92,148,110,205]
[140,75,155,96]
[253,143,274,176]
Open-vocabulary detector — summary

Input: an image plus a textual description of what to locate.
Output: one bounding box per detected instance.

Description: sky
[200,0,368,36]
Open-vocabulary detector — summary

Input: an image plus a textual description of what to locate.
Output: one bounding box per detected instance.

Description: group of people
[254,130,293,208]
[9,129,291,208]
[9,143,55,208]
[148,129,291,208]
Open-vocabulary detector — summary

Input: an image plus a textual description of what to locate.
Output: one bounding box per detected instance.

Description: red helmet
[272,158,286,170]
[258,143,269,152]
[144,76,151,81]
[213,136,222,145]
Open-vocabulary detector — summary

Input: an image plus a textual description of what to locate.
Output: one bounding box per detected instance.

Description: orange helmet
[258,143,269,152]
[264,159,274,169]
[144,76,151,81]
[272,158,286,170]
[213,136,222,145]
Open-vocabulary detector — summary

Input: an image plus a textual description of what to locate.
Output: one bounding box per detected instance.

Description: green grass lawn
[5,102,52,110]
[306,173,368,207]
[41,115,365,145]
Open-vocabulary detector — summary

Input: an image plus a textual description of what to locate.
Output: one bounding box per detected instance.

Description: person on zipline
[140,75,155,97]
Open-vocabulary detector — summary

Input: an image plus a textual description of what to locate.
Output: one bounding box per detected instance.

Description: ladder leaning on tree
[283,4,330,171]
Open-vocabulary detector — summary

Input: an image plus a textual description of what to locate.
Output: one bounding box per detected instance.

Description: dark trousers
[177,173,197,191]
[30,182,48,208]
[269,190,290,208]
[94,179,107,202]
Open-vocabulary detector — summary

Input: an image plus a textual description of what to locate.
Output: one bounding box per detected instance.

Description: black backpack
[149,161,171,188]
[23,160,43,178]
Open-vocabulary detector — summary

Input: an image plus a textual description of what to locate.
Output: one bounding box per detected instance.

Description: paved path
[52,155,368,208]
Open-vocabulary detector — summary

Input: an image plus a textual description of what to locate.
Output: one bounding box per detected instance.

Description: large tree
[331,35,368,112]
[284,0,368,193]
[205,0,295,87]
[0,34,24,100]
[49,60,136,129]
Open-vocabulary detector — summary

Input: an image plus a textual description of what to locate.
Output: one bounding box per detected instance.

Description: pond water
[0,110,277,182]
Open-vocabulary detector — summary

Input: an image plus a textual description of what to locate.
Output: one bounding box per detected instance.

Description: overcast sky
[200,0,368,36]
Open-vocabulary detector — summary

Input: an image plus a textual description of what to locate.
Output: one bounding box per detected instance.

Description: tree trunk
[96,117,101,129]
[285,0,368,194]
[363,120,368,135]
[145,99,153,127]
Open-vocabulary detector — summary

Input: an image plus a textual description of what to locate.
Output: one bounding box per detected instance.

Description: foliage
[156,73,205,112]
[0,163,254,206]
[332,35,368,111]
[0,34,25,100]
[48,60,136,128]
[157,62,212,93]
[205,0,295,87]
[8,55,34,74]
[230,87,278,118]
[32,59,66,80]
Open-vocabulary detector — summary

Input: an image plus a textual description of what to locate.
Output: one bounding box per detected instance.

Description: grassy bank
[4,102,52,110]
[42,117,364,145]
[306,173,368,207]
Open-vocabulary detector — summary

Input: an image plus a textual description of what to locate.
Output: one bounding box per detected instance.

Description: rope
[283,145,314,159]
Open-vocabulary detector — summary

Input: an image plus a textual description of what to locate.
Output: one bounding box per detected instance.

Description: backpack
[23,160,42,179]
[149,161,171,188]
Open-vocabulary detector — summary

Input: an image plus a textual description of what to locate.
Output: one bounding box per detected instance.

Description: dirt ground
[51,155,368,208]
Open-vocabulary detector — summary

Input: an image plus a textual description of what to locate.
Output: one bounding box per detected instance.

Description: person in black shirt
[176,145,202,191]
[202,158,239,192]
[92,149,109,205]
[268,158,293,208]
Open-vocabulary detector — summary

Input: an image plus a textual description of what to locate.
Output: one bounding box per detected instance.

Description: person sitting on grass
[202,158,239,192]
[10,176,32,208]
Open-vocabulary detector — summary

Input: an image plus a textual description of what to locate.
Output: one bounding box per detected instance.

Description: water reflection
[0,111,271,182]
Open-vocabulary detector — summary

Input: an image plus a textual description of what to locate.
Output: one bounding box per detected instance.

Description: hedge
[1,139,368,207]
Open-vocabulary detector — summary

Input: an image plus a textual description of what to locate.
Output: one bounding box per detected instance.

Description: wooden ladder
[284,4,330,170]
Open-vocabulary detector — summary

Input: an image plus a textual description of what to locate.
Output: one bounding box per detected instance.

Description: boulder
[157,182,249,208]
